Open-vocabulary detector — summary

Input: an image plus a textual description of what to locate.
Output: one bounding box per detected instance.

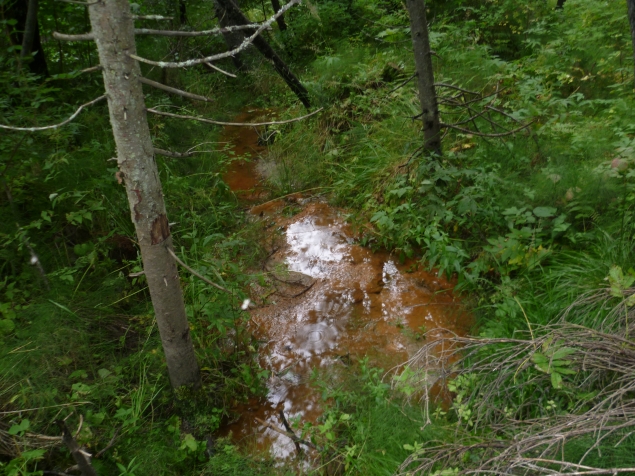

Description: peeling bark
[88,0,200,390]
[405,0,441,156]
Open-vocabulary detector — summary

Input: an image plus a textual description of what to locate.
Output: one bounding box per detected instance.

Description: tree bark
[88,0,201,391]
[627,0,635,89]
[405,0,441,156]
[179,0,187,24]
[4,0,48,76]
[214,0,246,70]
[271,0,287,31]
[216,0,310,108]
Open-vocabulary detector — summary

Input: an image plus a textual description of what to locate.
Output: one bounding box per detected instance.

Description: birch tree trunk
[406,0,441,156]
[88,0,200,390]
[627,0,635,88]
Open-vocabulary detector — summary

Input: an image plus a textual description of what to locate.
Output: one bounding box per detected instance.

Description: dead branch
[279,409,303,455]
[133,24,267,37]
[434,82,481,95]
[440,120,534,137]
[153,148,195,158]
[255,416,317,450]
[139,77,214,102]
[385,72,417,96]
[0,402,92,415]
[52,32,94,41]
[78,65,101,74]
[201,60,236,78]
[55,420,97,476]
[53,24,266,42]
[93,427,120,458]
[55,0,98,5]
[167,248,232,294]
[132,15,173,20]
[147,107,322,127]
[0,96,106,132]
[128,0,300,68]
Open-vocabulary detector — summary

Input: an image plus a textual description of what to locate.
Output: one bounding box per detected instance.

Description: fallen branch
[147,107,323,127]
[93,427,120,459]
[139,77,214,102]
[255,416,317,450]
[279,409,302,455]
[56,420,97,476]
[129,0,300,68]
[0,96,106,132]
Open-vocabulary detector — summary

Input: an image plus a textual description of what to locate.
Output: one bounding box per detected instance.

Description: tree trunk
[179,0,187,24]
[556,0,566,9]
[5,0,48,76]
[627,0,635,88]
[216,0,311,108]
[214,0,246,70]
[405,0,441,156]
[271,0,287,31]
[88,0,201,391]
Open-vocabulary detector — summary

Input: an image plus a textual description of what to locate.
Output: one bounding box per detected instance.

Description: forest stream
[218,111,471,462]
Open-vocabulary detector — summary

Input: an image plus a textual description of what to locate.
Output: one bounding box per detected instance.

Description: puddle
[218,112,470,463]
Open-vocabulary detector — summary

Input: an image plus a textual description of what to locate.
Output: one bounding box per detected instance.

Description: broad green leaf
[551,372,563,389]
[0,319,15,334]
[533,206,557,218]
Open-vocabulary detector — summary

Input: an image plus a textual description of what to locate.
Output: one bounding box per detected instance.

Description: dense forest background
[2,0,635,474]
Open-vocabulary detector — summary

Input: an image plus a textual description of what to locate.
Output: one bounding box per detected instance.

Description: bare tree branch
[254,416,318,450]
[132,15,173,20]
[201,60,236,78]
[153,147,223,158]
[133,23,268,36]
[52,32,94,41]
[167,248,232,294]
[55,0,98,5]
[53,24,266,42]
[129,0,300,68]
[440,120,534,137]
[147,106,322,127]
[139,77,214,102]
[385,72,416,96]
[0,95,106,132]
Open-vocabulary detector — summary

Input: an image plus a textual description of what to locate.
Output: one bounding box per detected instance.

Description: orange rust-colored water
[218,113,470,462]
[220,110,269,200]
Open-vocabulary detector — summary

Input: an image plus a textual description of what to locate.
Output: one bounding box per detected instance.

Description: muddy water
[220,110,270,200]
[220,114,470,462]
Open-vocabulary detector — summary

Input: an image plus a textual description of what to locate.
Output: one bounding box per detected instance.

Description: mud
[219,113,470,462]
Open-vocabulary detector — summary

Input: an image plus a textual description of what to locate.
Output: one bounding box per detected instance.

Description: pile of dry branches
[390,287,635,475]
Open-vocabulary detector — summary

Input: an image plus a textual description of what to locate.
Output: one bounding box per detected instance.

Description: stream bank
[218,111,470,462]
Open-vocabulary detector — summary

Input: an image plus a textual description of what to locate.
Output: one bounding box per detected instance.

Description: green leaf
[8,419,30,435]
[180,433,198,452]
[98,368,112,379]
[0,319,15,334]
[533,207,557,218]
[551,372,563,389]
[551,347,576,360]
